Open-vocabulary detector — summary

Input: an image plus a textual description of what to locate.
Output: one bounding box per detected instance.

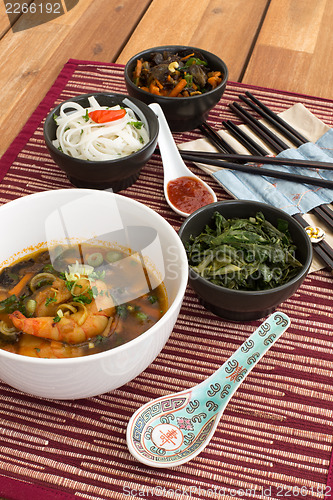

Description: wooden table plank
[0,0,152,158]
[3,0,333,161]
[242,0,333,99]
[0,1,34,38]
[116,0,270,82]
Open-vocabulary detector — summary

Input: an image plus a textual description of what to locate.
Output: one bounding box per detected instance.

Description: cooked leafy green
[185,211,303,291]
[0,294,28,315]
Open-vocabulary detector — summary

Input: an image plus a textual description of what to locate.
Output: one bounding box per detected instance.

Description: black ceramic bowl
[178,200,313,321]
[43,92,159,191]
[124,45,228,132]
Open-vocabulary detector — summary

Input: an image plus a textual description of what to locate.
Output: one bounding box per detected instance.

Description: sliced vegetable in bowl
[88,108,126,123]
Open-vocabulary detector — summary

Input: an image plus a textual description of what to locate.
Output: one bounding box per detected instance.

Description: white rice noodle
[52,96,149,161]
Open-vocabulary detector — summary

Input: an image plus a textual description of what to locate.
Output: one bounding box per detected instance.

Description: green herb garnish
[43,264,55,273]
[184,57,207,67]
[184,74,193,86]
[72,291,93,304]
[131,121,143,129]
[136,311,148,322]
[45,293,57,306]
[148,295,158,304]
[90,270,106,281]
[116,304,128,319]
[0,295,20,314]
[0,294,28,315]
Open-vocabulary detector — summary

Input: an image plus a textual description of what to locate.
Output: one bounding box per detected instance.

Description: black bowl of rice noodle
[43,92,159,191]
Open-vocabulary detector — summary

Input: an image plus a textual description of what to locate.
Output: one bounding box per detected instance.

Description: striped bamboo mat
[1,59,333,500]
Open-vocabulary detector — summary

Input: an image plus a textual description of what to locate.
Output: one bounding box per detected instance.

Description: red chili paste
[167,176,214,214]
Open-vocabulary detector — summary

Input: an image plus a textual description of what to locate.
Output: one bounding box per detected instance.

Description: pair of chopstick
[228,92,333,235]
[195,100,333,271]
[179,150,333,189]
[241,91,308,145]
[229,92,307,153]
[180,150,333,171]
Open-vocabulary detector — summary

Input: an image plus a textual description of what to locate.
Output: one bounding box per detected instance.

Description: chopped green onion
[87,253,103,267]
[136,311,148,322]
[106,251,123,263]
[26,299,37,316]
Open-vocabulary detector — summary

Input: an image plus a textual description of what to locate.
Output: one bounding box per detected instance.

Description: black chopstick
[293,213,333,270]
[245,91,308,144]
[230,102,333,226]
[239,95,304,148]
[199,123,237,154]
[195,117,333,269]
[180,152,333,189]
[197,98,333,269]
[222,120,269,156]
[179,150,333,170]
[229,103,285,154]
[235,96,333,230]
[311,206,333,232]
[313,205,333,233]
[318,204,333,219]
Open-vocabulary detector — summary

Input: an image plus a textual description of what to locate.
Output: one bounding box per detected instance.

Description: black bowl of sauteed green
[178,200,312,321]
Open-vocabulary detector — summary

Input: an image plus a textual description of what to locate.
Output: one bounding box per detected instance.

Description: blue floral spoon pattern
[127,311,290,468]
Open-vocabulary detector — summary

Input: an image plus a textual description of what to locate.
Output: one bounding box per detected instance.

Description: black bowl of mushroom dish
[43,93,159,191]
[124,46,228,132]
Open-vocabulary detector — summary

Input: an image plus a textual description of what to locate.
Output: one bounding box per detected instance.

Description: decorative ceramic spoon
[148,102,217,217]
[127,311,290,468]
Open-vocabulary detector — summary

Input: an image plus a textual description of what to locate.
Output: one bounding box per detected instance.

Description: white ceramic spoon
[148,103,217,217]
[127,311,290,468]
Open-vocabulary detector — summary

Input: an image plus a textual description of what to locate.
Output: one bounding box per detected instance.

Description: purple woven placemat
[0,59,333,500]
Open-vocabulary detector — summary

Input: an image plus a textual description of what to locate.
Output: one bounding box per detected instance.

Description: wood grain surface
[116,0,270,81]
[0,0,152,157]
[243,0,333,98]
[1,0,333,158]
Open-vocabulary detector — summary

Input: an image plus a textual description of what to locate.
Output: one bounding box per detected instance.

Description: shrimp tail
[10,310,33,333]
[10,310,56,339]
[9,309,114,344]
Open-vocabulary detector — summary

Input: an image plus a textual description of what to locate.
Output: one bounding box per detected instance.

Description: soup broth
[0,244,167,358]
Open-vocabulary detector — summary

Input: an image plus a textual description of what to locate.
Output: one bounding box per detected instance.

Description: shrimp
[34,277,72,316]
[1,334,82,358]
[9,280,116,345]
[9,309,113,344]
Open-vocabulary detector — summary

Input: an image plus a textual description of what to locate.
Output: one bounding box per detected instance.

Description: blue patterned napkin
[213,128,333,216]
[178,105,333,271]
